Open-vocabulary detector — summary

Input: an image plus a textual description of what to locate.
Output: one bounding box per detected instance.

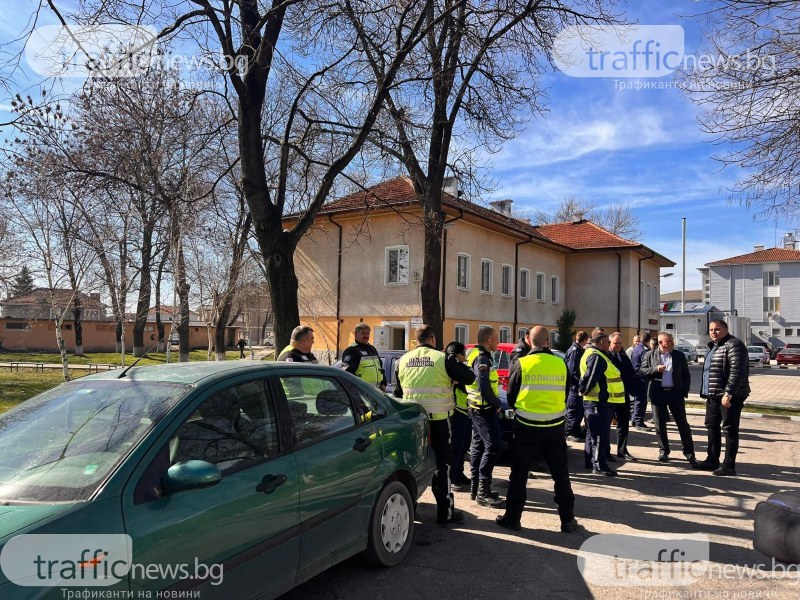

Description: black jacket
[702,333,750,399]
[510,339,531,364]
[638,348,691,399]
[609,351,636,400]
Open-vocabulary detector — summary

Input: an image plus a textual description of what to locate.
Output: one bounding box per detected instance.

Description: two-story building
[290,177,673,358]
[700,235,800,348]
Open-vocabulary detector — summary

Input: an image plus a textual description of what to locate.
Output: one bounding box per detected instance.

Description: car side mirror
[162,460,222,493]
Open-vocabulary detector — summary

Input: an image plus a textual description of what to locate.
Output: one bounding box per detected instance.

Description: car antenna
[117,338,172,379]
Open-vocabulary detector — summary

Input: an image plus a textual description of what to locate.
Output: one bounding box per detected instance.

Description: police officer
[496,326,578,532]
[578,331,625,476]
[277,326,318,363]
[445,341,477,489]
[341,324,386,390]
[395,325,474,525]
[564,330,589,442]
[467,327,505,508]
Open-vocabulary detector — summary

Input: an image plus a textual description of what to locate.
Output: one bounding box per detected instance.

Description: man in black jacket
[564,330,589,441]
[609,332,636,460]
[695,319,750,476]
[638,332,697,465]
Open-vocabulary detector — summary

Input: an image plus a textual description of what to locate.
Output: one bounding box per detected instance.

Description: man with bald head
[497,326,577,533]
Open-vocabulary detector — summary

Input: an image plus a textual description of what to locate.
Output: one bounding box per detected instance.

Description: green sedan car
[0,362,434,598]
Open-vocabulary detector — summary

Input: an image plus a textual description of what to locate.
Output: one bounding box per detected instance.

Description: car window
[492,351,510,370]
[280,376,356,444]
[349,386,388,423]
[172,380,279,473]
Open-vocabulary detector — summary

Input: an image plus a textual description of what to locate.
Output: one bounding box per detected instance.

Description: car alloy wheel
[363,480,414,567]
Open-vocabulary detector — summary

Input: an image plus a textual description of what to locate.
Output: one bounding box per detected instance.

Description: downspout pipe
[615,251,622,330]
[328,214,343,359]
[637,249,655,334]
[441,209,464,331]
[514,236,534,337]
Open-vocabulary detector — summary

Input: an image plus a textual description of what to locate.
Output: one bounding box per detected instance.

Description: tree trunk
[133,224,154,357]
[175,232,191,363]
[55,316,71,382]
[215,303,232,362]
[72,301,84,356]
[253,229,300,353]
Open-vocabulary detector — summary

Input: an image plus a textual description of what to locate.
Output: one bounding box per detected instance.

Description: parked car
[695,343,709,359]
[674,344,698,363]
[776,347,800,366]
[746,345,770,366]
[0,362,434,599]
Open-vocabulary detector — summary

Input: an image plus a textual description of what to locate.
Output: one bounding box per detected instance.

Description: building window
[665,323,674,330]
[4,322,30,330]
[520,269,530,299]
[455,324,468,344]
[786,329,794,337]
[501,264,512,296]
[764,297,780,316]
[480,259,493,293]
[499,327,511,343]
[551,276,560,303]
[646,283,652,309]
[457,254,471,289]
[517,327,527,342]
[385,245,409,285]
[640,280,645,307]
[763,271,780,286]
[536,272,545,301]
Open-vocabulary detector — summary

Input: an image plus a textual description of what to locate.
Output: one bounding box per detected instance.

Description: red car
[465,342,516,390]
[776,347,800,365]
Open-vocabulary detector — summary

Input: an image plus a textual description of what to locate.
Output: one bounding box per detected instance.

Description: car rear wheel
[363,480,414,567]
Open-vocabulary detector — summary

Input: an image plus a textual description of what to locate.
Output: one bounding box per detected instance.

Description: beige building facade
[291,177,673,358]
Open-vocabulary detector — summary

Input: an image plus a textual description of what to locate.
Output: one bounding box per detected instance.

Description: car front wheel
[363,480,414,567]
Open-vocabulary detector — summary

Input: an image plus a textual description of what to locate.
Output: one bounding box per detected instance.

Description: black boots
[475,479,505,508]
[469,475,480,501]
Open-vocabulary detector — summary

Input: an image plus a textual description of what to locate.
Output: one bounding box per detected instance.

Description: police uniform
[277,347,318,363]
[579,346,625,475]
[448,350,476,486]
[498,349,576,531]
[341,342,386,388]
[467,346,504,506]
[564,340,586,439]
[395,343,473,524]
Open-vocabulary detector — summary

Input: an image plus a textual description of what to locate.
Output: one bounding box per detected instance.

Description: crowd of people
[278,318,750,531]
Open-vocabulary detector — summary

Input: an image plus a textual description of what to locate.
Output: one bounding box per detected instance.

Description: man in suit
[638,332,697,465]
[630,332,652,430]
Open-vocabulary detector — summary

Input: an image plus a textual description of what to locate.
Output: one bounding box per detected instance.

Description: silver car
[746,345,770,365]
[674,345,698,363]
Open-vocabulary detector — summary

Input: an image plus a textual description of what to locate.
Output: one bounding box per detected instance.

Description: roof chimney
[784,232,797,250]
[572,212,585,223]
[442,176,460,199]
[754,244,765,252]
[489,199,513,218]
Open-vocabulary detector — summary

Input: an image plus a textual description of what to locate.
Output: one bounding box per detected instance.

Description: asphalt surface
[283,413,800,600]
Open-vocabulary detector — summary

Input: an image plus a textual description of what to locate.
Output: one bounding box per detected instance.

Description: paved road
[283,414,800,600]
[686,364,800,410]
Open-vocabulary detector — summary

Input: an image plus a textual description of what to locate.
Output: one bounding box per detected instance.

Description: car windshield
[747,347,764,353]
[0,380,191,503]
[490,351,510,370]
[780,348,800,355]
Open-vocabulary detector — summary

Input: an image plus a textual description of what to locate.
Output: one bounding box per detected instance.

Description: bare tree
[352,0,619,343]
[533,195,641,240]
[678,1,800,221]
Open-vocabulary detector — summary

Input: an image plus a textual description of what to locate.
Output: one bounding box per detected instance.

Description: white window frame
[455,323,469,344]
[501,264,513,297]
[646,283,652,310]
[457,253,471,290]
[551,275,560,303]
[480,259,493,294]
[517,327,528,342]
[640,280,645,307]
[385,245,409,286]
[536,272,546,302]
[499,326,511,343]
[520,269,530,300]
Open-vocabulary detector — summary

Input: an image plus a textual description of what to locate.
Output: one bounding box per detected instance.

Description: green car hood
[0,503,75,542]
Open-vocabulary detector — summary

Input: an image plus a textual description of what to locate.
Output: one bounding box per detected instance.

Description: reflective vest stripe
[514,353,568,427]
[514,407,566,421]
[397,347,454,415]
[403,386,452,395]
[466,348,498,409]
[520,384,566,392]
[581,348,625,404]
[515,413,565,427]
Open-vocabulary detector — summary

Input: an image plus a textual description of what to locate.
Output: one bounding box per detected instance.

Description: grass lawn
[0,349,276,413]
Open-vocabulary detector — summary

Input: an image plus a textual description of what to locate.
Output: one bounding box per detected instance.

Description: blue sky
[2,0,796,296]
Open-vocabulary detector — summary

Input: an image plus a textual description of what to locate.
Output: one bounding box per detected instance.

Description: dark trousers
[505,423,575,524]
[631,382,648,425]
[705,395,744,467]
[449,409,472,477]
[584,401,614,470]
[429,418,455,520]
[565,387,584,437]
[611,401,631,455]
[469,407,501,481]
[651,388,695,456]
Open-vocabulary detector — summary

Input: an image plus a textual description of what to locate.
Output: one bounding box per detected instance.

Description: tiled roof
[1,288,106,309]
[535,220,639,249]
[319,177,649,248]
[706,247,800,266]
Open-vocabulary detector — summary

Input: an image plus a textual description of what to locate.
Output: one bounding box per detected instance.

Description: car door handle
[256,474,287,494]
[353,437,372,453]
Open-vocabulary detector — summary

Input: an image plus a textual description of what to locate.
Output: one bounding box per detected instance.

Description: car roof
[82,361,346,386]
